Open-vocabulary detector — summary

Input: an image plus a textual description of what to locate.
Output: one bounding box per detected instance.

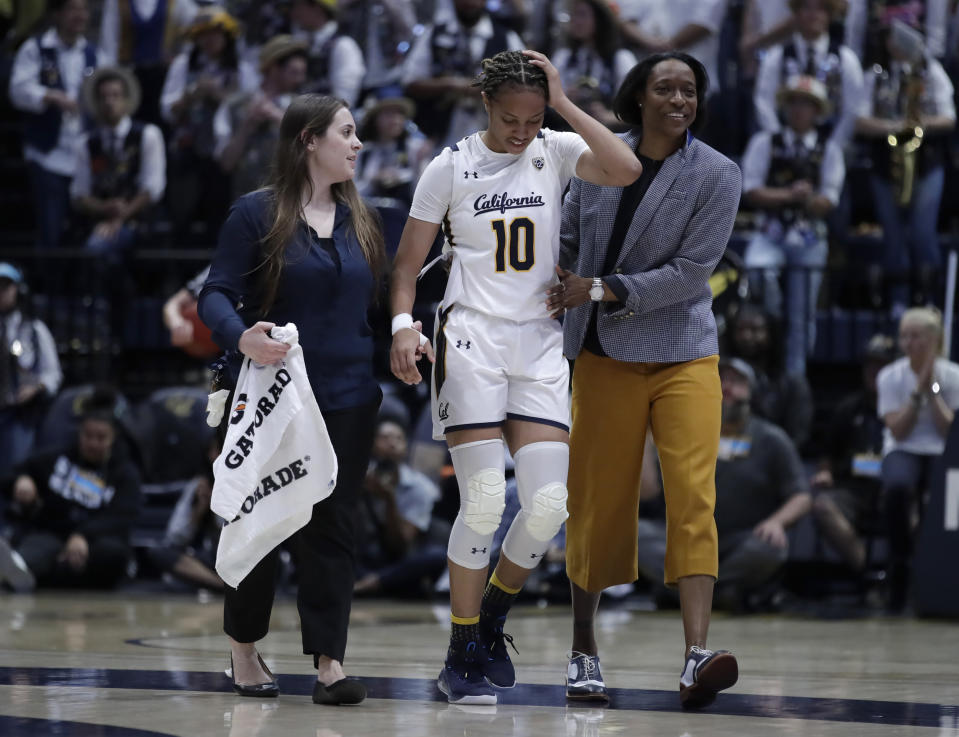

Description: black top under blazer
[560,129,742,363]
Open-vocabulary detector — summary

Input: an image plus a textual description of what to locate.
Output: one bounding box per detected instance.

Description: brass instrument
[887,63,924,207]
[885,18,928,208]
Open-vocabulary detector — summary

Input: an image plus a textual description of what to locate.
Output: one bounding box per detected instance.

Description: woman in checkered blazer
[547,51,742,709]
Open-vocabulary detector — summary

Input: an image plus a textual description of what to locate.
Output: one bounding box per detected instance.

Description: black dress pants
[17,531,131,588]
[223,400,379,665]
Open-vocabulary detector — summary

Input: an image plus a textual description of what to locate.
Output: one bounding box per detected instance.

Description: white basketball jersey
[412,129,587,322]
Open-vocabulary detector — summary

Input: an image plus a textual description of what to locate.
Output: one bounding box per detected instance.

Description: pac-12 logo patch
[532,157,545,170]
[230,394,248,425]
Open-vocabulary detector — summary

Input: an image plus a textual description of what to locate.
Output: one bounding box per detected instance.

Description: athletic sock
[450,614,482,653]
[480,570,521,624]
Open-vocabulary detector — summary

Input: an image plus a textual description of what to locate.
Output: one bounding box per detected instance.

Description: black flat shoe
[229,653,280,698]
[312,678,367,705]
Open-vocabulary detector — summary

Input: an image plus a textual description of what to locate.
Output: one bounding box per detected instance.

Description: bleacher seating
[33,384,137,460]
[128,386,215,549]
[30,382,215,552]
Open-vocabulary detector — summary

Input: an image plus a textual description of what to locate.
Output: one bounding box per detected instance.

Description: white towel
[211,323,338,588]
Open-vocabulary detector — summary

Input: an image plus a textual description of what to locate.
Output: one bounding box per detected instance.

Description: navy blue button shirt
[198,189,380,413]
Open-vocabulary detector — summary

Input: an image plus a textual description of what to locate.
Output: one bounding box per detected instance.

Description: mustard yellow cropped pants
[565,351,721,592]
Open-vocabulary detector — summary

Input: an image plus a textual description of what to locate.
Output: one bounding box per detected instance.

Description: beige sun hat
[258,34,309,74]
[776,74,831,116]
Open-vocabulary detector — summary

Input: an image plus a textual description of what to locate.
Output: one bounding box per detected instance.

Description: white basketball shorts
[430,303,571,440]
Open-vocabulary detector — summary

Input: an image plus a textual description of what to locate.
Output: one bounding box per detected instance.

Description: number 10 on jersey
[491,217,535,272]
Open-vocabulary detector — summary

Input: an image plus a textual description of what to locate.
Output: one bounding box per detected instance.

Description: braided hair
[472,50,549,102]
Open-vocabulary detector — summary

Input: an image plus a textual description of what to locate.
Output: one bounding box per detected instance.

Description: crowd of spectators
[2,0,959,614]
[5,1,958,269]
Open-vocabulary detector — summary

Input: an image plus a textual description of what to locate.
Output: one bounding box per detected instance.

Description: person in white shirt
[855,24,956,312]
[98,0,198,65]
[616,0,729,147]
[550,0,637,130]
[619,0,728,90]
[754,0,865,148]
[877,307,959,610]
[213,35,309,200]
[845,0,950,64]
[400,0,525,149]
[739,0,795,77]
[8,0,105,248]
[617,0,727,96]
[742,75,845,376]
[290,0,366,106]
[71,67,166,260]
[354,96,431,210]
[160,7,257,242]
[98,0,198,125]
[390,49,642,706]
[337,0,417,98]
[0,263,63,475]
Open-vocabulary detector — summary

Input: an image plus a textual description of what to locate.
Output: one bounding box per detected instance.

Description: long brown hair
[258,93,385,314]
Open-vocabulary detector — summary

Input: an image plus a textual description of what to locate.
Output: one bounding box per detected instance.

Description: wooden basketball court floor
[1,591,957,737]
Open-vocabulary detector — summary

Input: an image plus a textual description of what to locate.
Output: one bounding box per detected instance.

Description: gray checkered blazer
[560,130,741,363]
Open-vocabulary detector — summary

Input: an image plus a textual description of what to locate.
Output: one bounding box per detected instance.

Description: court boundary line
[1,666,957,727]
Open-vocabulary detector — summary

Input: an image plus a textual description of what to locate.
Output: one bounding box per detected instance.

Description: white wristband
[391,313,414,335]
[392,312,428,346]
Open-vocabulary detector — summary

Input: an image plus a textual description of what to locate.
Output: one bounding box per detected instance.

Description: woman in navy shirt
[199,93,386,706]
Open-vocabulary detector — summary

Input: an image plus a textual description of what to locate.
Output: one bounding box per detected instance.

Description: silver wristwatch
[589,277,604,302]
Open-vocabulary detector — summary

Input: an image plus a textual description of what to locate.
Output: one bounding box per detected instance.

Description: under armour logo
[530,552,544,559]
[471,547,488,554]
[464,170,478,179]
[456,339,471,349]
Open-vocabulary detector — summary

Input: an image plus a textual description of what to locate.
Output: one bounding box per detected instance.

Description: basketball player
[390,49,642,705]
